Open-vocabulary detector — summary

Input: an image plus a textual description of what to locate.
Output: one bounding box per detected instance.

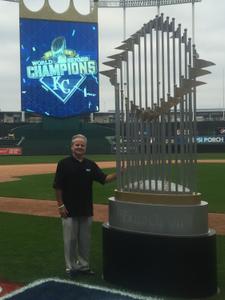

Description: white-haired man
[53,134,116,278]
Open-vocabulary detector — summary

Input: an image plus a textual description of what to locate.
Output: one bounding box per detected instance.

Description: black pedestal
[102,224,217,298]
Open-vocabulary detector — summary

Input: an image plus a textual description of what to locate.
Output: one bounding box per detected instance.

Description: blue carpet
[1,279,152,300]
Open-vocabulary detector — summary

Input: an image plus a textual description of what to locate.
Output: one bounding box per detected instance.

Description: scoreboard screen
[20,18,99,117]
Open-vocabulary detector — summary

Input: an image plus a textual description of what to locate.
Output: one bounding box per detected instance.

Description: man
[53,134,116,278]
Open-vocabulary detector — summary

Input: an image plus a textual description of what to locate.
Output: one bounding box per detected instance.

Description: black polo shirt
[53,156,107,217]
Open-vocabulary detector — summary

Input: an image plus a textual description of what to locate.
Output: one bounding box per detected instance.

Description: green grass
[217,235,225,299]
[0,165,224,212]
[0,169,116,203]
[0,152,224,165]
[0,212,224,300]
[0,154,224,298]
[0,173,56,200]
[197,164,225,212]
[0,213,64,283]
[197,153,225,160]
[0,154,116,165]
[0,213,132,292]
[0,155,64,165]
[0,212,104,285]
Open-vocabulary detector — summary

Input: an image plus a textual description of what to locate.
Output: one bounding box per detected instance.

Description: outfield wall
[10,117,114,155]
[1,119,225,155]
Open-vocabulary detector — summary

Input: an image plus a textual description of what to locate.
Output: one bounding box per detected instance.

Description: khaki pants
[62,216,92,272]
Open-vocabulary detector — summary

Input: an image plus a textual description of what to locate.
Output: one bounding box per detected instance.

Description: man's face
[71,138,87,158]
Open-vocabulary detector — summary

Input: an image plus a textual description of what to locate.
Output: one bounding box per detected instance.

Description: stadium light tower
[0,0,19,2]
[94,0,201,42]
[1,0,201,43]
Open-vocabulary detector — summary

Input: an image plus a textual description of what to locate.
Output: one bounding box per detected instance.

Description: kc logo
[40,74,86,104]
[26,36,97,104]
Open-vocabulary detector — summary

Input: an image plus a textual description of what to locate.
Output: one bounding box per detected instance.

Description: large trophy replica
[101,15,217,298]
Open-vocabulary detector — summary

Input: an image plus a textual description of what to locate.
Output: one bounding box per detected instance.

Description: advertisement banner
[0,148,22,155]
[20,18,99,117]
[196,136,225,144]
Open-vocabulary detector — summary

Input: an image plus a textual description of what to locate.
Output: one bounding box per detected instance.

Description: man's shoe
[78,268,95,275]
[66,269,78,279]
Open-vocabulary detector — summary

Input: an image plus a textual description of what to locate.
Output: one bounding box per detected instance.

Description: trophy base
[109,196,208,236]
[102,223,217,298]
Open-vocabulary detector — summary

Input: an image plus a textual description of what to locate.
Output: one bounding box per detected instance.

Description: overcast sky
[0,0,224,113]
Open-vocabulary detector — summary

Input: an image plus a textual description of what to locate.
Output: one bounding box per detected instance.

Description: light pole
[0,0,19,2]
[223,68,225,120]
[192,0,195,44]
[96,0,202,40]
[1,0,202,42]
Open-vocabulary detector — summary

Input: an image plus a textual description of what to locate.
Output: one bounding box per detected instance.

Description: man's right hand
[58,205,69,218]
